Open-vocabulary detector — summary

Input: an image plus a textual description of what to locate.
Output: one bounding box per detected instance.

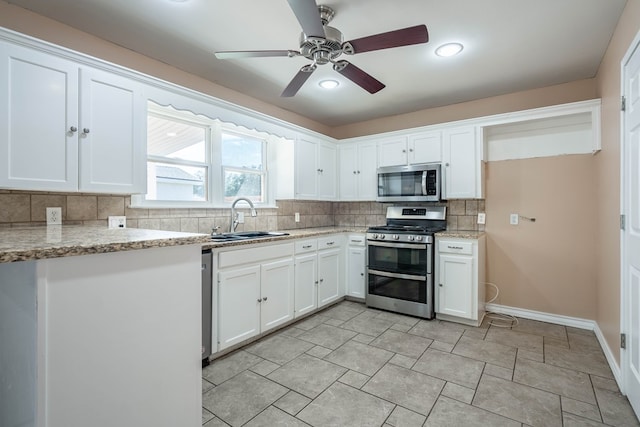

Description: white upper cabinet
[377,131,442,167]
[338,141,377,201]
[442,126,484,199]
[0,42,146,194]
[295,138,337,200]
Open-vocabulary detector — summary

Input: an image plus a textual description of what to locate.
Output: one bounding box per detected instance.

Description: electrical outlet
[108,216,127,229]
[510,213,519,225]
[477,213,486,225]
[295,212,300,223]
[46,207,62,225]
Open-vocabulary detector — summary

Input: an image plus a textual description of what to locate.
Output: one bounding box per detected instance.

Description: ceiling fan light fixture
[319,79,339,89]
[435,42,463,57]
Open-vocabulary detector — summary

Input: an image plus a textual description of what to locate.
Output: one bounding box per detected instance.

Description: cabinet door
[377,137,408,167]
[294,253,318,318]
[409,131,442,164]
[338,143,358,200]
[442,127,479,199]
[346,246,366,299]
[79,67,146,193]
[317,248,341,307]
[0,43,79,191]
[260,258,294,332]
[357,141,378,200]
[218,265,260,350]
[437,253,474,319]
[317,141,336,199]
[295,138,317,198]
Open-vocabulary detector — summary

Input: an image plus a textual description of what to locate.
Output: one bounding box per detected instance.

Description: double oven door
[366,237,434,319]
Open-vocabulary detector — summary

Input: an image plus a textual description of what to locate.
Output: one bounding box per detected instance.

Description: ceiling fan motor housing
[299,26,343,64]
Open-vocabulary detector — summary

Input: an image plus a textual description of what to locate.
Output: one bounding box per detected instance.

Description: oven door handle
[368,269,427,282]
[367,241,427,250]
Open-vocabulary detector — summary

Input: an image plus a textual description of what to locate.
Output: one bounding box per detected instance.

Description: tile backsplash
[0,190,484,232]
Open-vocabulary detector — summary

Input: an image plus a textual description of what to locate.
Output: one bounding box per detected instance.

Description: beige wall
[593,0,640,364]
[484,155,597,319]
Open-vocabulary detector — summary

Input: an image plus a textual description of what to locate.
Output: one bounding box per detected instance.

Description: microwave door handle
[421,171,428,196]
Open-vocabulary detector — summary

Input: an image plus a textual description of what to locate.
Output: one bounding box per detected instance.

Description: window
[136,103,270,207]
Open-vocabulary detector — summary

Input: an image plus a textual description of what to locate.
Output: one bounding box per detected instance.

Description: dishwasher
[201,250,213,365]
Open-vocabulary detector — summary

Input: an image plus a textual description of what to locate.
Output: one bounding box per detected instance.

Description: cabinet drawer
[347,234,365,246]
[438,240,473,255]
[219,242,294,268]
[318,235,342,250]
[295,239,317,254]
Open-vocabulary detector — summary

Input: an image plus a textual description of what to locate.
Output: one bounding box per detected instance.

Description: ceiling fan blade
[281,65,317,97]
[287,0,325,38]
[342,25,429,55]
[215,50,298,59]
[333,61,385,94]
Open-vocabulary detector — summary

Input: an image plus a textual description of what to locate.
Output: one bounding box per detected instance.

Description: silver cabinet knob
[402,149,406,153]
[353,171,357,174]
[445,163,450,166]
[257,298,262,303]
[439,284,443,287]
[263,296,268,301]
[69,126,78,133]
[409,148,413,152]
[82,128,90,135]
[319,278,324,283]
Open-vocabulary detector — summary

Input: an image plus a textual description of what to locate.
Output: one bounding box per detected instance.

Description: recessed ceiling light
[319,80,339,89]
[435,43,463,57]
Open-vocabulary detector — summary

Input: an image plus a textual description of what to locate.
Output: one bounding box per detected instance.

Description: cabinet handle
[82,128,90,135]
[445,163,450,167]
[69,126,78,133]
[360,273,364,276]
[314,281,319,285]
[319,278,324,283]
[263,296,268,302]
[439,284,443,287]
[326,241,335,246]
[402,149,406,153]
[357,170,361,174]
[447,245,463,250]
[409,148,413,152]
[303,244,312,249]
[351,239,363,243]
[353,171,357,174]
[257,298,262,303]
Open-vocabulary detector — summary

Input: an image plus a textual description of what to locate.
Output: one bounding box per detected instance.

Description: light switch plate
[108,216,127,229]
[477,213,486,224]
[295,212,300,222]
[510,213,519,225]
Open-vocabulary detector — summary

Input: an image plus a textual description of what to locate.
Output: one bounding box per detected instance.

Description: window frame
[132,104,275,209]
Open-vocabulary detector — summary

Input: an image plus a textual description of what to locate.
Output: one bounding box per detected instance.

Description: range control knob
[416,236,423,241]
[392,234,400,240]
[379,234,386,239]
[408,235,415,241]
[372,234,378,239]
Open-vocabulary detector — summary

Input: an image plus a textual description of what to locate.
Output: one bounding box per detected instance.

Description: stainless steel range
[366,206,447,319]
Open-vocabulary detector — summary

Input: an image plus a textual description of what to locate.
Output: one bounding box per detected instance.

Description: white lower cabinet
[294,235,345,318]
[217,242,294,351]
[435,235,486,326]
[346,234,366,299]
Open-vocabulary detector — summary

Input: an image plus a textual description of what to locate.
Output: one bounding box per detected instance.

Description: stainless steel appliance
[202,250,212,364]
[366,206,447,318]
[376,163,441,202]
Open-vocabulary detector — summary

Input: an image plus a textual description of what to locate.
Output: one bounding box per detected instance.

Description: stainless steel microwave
[376,164,441,202]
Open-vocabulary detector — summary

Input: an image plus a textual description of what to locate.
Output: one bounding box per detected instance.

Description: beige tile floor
[201,301,640,427]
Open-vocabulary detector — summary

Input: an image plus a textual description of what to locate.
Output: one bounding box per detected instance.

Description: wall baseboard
[485,303,622,391]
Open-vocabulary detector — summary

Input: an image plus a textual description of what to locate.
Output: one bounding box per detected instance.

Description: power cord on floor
[485,282,518,328]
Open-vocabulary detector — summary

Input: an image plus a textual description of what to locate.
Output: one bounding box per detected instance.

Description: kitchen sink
[210,231,289,242]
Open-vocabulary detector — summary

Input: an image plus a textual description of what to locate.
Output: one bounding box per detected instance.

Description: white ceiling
[7,0,627,127]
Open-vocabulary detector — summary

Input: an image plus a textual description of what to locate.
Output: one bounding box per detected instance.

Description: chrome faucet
[230,197,257,232]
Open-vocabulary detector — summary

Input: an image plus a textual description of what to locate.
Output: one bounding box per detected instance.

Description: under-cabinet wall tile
[31,194,66,221]
[97,196,125,219]
[448,200,466,216]
[465,200,478,216]
[66,195,97,221]
[0,194,31,223]
[180,218,199,233]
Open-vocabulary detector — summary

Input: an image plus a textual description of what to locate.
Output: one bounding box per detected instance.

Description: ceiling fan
[214,0,429,97]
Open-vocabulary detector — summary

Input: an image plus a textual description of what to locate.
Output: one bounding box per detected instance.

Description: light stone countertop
[201,226,369,250]
[0,226,209,263]
[435,230,486,239]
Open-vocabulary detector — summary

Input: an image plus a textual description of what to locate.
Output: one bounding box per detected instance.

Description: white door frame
[620,26,640,409]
